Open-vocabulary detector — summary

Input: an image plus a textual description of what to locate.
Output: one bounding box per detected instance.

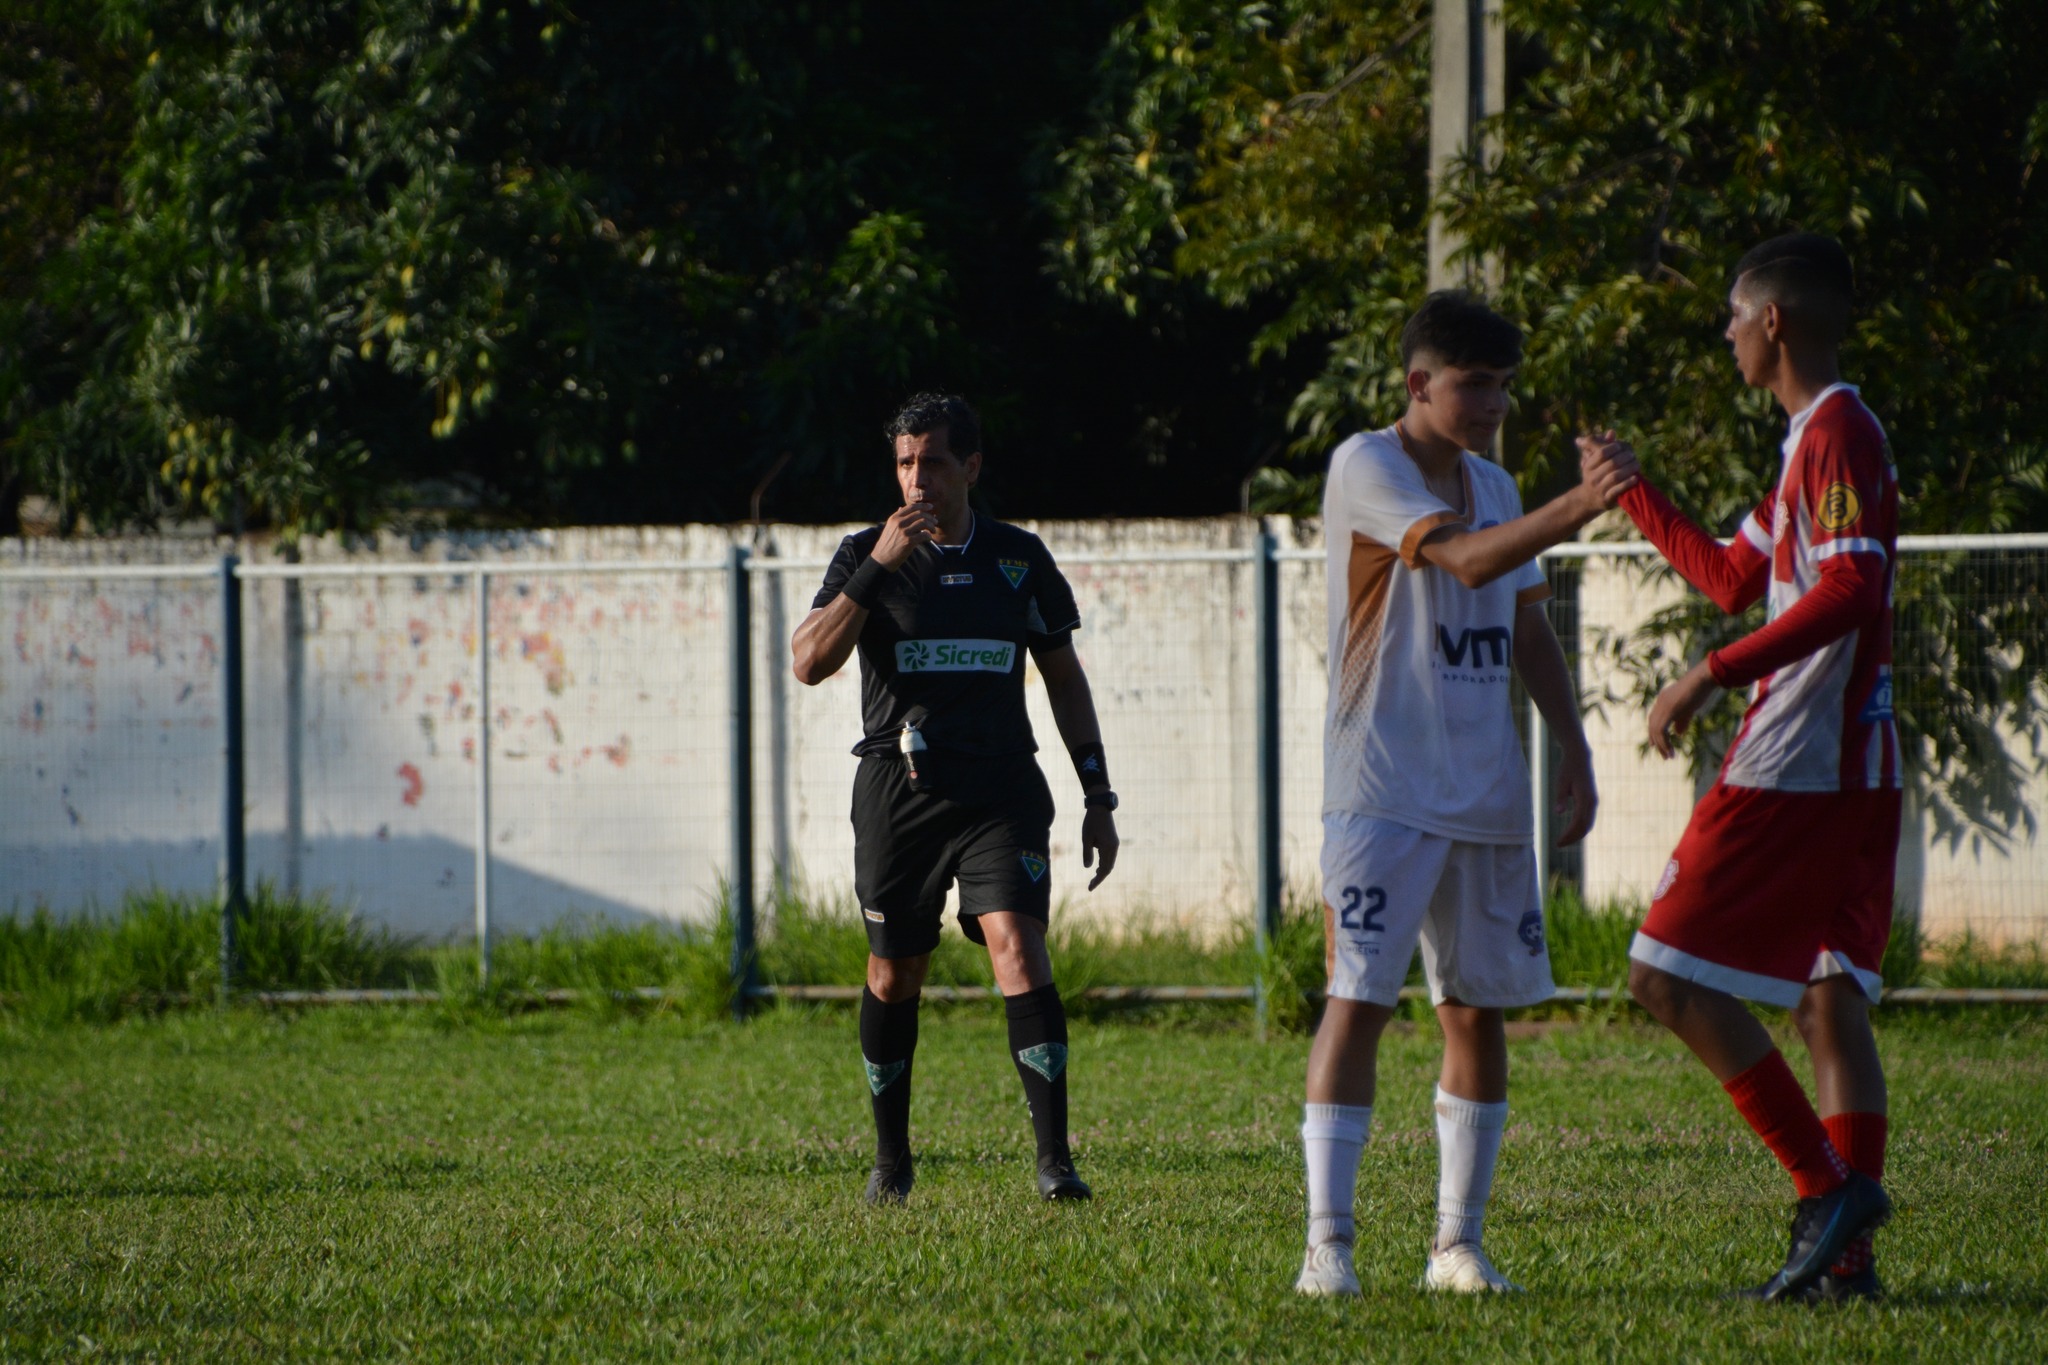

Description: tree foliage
[1049,0,1432,460]
[5,0,1284,537]
[1053,0,2048,840]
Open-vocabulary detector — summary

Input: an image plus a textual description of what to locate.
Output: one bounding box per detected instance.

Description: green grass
[3,1007,2044,1361]
[5,887,2047,1027]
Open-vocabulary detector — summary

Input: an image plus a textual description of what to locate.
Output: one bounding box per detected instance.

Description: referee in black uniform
[792,393,1120,1205]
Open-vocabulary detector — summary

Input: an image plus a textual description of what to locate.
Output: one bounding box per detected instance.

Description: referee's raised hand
[873,499,941,570]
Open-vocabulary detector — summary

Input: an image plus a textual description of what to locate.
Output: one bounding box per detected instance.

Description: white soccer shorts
[1319,811,1555,1009]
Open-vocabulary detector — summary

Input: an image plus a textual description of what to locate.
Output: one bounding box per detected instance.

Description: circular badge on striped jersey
[1817,481,1862,531]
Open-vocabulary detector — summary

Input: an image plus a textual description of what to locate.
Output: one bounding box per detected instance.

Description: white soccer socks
[1433,1086,1508,1252]
[1302,1103,1373,1248]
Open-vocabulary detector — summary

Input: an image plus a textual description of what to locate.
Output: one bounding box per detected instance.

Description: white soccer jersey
[1321,427,1551,843]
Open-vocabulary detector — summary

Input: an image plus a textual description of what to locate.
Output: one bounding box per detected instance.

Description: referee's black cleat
[1036,1154,1092,1202]
[863,1153,915,1207]
[1735,1172,1891,1303]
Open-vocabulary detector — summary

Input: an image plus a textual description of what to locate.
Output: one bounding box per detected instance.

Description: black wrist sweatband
[841,556,893,611]
[1070,742,1109,790]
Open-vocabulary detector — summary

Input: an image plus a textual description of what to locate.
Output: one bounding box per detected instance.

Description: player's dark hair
[884,392,982,458]
[1399,291,1523,373]
[1732,233,1855,345]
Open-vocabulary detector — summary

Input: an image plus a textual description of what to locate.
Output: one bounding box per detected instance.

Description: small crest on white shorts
[1517,908,1545,957]
[1653,859,1681,901]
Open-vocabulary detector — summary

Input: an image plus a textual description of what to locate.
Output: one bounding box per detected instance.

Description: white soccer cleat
[1295,1240,1362,1297]
[1422,1242,1523,1294]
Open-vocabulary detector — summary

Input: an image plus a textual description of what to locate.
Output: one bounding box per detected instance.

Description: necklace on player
[1396,420,1466,515]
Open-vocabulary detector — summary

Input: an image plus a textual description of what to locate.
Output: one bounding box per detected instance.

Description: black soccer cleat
[1735,1172,1891,1303]
[1802,1266,1884,1304]
[1036,1154,1092,1202]
[864,1152,915,1207]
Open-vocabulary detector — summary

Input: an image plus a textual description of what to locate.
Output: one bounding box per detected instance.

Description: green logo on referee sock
[1017,1042,1067,1082]
[864,1057,906,1096]
[1020,852,1048,883]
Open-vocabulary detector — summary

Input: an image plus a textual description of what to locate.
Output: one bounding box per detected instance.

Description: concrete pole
[1427,0,1506,293]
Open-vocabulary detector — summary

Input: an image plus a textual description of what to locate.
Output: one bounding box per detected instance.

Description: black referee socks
[1004,983,1071,1164]
[859,986,920,1166]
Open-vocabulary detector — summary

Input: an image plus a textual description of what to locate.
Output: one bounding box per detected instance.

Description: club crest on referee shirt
[998,558,1030,589]
[1020,851,1048,883]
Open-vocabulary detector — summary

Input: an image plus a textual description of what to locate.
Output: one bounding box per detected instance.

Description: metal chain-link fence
[6,527,2044,984]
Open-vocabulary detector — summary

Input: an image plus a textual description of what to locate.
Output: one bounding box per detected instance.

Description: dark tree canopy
[1,0,1283,538]
[8,2,2045,546]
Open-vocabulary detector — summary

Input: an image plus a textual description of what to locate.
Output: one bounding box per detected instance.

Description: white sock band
[1434,1085,1508,1251]
[1303,1103,1372,1247]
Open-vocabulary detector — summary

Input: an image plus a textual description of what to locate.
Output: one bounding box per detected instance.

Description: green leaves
[1055,0,2048,837]
[1,1,995,534]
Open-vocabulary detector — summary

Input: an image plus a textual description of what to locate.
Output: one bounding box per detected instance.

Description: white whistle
[899,723,930,790]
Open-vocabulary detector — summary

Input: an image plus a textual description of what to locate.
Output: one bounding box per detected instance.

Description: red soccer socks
[1823,1111,1888,1275]
[1722,1050,1850,1199]
[1823,1110,1888,1181]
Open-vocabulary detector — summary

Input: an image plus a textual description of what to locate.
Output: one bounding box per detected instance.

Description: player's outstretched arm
[1034,642,1120,891]
[1415,447,1638,589]
[1577,433,1769,615]
[1512,601,1598,846]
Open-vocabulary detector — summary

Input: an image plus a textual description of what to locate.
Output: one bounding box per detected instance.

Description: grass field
[4,1006,2045,1362]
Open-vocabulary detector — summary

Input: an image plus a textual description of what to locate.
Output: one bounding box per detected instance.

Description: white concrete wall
[4,523,2041,944]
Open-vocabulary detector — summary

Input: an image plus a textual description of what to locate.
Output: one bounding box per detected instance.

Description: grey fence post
[1528,677,1549,902]
[474,569,492,987]
[728,544,756,1018]
[218,554,247,1002]
[1253,528,1282,1029]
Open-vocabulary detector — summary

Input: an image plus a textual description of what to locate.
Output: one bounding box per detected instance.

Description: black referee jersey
[814,516,1081,762]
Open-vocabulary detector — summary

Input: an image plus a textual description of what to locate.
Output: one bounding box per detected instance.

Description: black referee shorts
[851,752,1057,960]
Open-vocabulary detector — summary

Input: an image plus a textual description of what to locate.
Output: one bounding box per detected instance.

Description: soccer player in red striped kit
[1581,233,1896,1302]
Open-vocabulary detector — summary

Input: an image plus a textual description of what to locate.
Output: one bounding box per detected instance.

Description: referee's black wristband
[840,556,893,612]
[1070,742,1109,791]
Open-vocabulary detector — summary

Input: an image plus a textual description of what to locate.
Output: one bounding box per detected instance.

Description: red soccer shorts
[1629,781,1904,1008]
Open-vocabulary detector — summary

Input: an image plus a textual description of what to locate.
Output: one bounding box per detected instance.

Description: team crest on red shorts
[1653,859,1680,901]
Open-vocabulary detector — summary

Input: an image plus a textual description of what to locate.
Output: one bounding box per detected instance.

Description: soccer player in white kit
[1296,293,1639,1296]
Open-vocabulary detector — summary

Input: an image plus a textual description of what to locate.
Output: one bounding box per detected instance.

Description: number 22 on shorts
[1337,885,1386,933]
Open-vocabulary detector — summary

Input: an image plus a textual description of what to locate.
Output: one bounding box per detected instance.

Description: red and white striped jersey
[1618,383,1899,792]
[1721,384,1899,791]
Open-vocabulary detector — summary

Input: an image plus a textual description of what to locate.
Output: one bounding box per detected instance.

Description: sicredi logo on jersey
[894,638,1016,673]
